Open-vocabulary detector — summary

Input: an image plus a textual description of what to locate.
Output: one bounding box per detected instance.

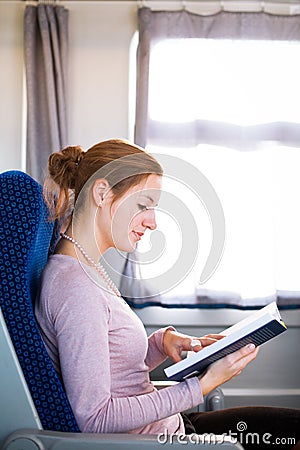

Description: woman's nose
[142,208,157,230]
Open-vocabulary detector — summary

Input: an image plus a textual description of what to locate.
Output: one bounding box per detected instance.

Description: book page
[219,302,279,337]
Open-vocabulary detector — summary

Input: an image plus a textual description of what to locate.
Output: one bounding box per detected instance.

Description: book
[164,301,287,382]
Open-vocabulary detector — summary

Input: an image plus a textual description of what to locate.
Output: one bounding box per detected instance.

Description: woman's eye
[138,204,148,211]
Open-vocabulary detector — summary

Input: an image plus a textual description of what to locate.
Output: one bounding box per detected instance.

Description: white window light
[136,37,300,305]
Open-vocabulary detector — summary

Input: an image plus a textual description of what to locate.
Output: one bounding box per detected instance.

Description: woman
[36,139,299,448]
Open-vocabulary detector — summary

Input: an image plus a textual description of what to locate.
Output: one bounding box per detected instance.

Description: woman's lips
[132,231,144,241]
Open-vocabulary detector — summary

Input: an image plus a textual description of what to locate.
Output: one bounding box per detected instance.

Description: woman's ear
[92,178,110,207]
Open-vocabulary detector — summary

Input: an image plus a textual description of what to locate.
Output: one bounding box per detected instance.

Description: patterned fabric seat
[0,170,79,432]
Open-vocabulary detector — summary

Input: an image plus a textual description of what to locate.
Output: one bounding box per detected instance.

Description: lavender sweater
[35,255,203,434]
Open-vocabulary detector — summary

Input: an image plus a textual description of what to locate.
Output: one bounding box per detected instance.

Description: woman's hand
[199,344,260,396]
[163,329,224,363]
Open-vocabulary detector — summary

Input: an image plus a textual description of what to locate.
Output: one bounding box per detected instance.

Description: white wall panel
[0,2,25,173]
[67,2,137,149]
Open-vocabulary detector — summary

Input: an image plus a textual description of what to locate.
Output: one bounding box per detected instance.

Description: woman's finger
[190,339,202,351]
[202,334,225,340]
[228,345,259,372]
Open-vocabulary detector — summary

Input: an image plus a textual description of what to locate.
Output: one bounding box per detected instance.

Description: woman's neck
[55,222,108,262]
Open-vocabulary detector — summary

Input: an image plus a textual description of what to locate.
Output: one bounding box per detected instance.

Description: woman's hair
[44,139,163,222]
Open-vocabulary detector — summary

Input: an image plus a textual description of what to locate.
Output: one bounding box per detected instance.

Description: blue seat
[0,170,79,432]
[0,170,242,450]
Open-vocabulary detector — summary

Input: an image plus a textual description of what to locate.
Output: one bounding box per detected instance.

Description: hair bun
[48,145,84,190]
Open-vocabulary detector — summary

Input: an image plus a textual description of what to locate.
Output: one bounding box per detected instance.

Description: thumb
[169,347,183,363]
[169,346,188,363]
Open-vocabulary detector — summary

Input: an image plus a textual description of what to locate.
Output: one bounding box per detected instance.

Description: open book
[164,301,287,382]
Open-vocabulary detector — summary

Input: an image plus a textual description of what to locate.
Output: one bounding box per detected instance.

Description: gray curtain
[24,4,69,183]
[135,8,300,150]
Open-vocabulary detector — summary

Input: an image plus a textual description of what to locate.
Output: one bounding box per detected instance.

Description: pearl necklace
[60,232,121,298]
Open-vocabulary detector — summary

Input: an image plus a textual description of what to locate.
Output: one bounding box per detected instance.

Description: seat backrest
[0,171,79,432]
[0,307,42,446]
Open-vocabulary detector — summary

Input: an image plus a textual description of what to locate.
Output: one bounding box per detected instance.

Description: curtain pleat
[24,4,69,183]
[134,8,151,148]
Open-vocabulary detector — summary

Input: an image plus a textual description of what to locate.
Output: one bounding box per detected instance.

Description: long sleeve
[35,255,204,434]
[145,326,175,371]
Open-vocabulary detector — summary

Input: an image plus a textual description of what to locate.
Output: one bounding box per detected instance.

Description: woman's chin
[117,240,137,253]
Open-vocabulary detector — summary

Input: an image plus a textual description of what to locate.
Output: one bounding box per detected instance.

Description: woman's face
[109,174,162,253]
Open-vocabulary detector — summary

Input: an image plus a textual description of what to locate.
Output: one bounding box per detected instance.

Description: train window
[134,37,300,307]
[148,39,300,126]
